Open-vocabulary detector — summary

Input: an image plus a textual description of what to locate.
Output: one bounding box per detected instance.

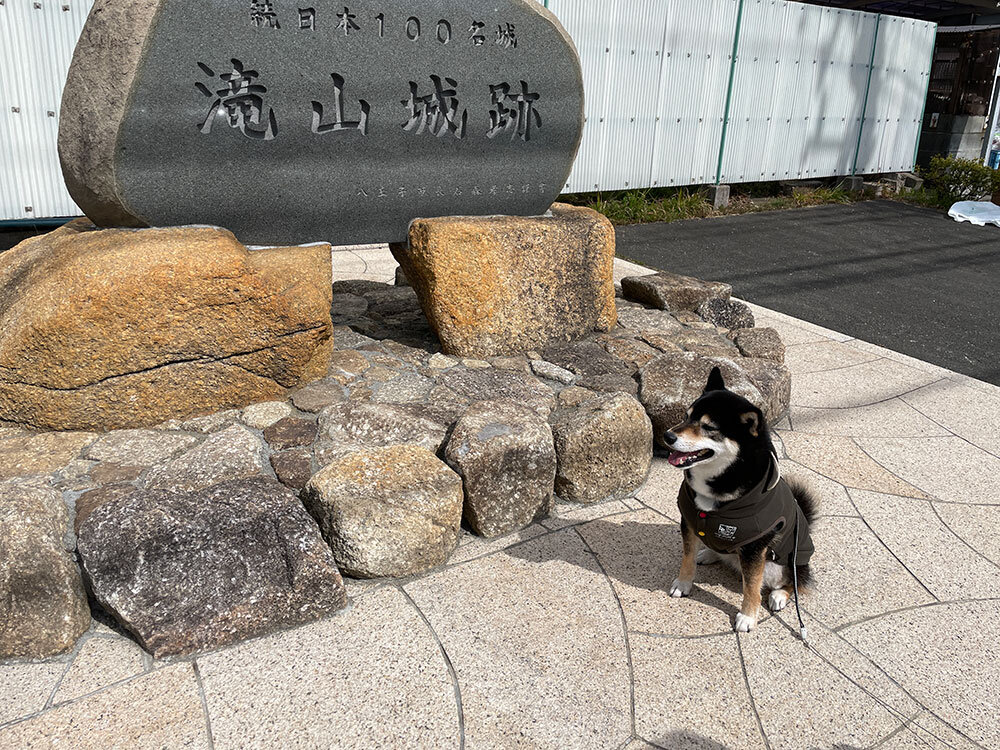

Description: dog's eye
[702,424,717,433]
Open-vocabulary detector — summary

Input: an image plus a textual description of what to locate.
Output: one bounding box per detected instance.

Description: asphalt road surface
[616,200,1000,386]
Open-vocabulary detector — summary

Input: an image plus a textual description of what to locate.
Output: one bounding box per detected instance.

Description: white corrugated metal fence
[0,0,937,220]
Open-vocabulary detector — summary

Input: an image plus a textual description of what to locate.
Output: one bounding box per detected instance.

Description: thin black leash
[792,517,807,642]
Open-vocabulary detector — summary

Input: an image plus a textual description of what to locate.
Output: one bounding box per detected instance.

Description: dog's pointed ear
[741,410,760,437]
[703,366,726,393]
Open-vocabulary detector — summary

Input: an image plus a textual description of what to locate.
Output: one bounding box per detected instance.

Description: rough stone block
[621,272,731,313]
[391,203,616,357]
[696,298,755,330]
[77,478,347,657]
[549,392,652,503]
[445,400,556,537]
[729,327,785,364]
[0,222,332,431]
[638,353,763,445]
[303,445,464,577]
[0,481,91,659]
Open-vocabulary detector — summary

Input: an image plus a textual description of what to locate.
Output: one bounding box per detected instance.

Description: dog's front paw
[734,612,757,632]
[697,548,722,565]
[769,589,789,612]
[669,578,692,597]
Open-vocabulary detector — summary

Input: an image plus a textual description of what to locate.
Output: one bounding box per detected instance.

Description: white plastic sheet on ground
[948,201,1000,227]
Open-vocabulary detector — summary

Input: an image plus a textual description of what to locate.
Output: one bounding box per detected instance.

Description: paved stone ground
[1,251,998,749]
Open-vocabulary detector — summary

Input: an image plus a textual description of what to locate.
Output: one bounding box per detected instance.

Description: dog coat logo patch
[716,524,737,541]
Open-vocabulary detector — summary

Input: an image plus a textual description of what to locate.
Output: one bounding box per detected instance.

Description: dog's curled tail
[785,477,819,525]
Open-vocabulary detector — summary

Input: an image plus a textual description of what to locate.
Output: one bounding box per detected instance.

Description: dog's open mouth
[668,449,714,468]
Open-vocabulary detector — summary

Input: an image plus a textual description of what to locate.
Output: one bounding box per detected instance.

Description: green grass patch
[561,184,859,226]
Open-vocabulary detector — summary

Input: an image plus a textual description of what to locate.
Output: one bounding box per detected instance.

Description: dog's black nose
[663,431,678,445]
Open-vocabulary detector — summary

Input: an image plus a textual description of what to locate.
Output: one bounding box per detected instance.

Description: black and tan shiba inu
[664,367,817,633]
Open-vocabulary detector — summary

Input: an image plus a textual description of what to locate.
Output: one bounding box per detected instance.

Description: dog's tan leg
[735,546,766,632]
[670,520,698,597]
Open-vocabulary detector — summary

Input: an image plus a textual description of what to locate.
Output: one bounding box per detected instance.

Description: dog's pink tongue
[668,451,695,467]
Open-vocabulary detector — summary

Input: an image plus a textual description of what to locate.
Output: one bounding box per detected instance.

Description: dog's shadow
[505,518,747,624]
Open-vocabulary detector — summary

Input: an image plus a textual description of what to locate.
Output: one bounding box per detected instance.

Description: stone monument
[59,0,584,245]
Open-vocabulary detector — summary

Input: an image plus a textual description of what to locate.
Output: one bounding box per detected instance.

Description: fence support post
[714,0,746,186]
[852,14,882,177]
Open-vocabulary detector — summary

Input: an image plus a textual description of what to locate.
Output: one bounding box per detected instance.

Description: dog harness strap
[676,461,814,566]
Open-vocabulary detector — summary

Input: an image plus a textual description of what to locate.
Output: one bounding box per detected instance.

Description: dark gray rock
[76,478,346,657]
[270,448,314,490]
[438,367,555,417]
[318,400,450,453]
[144,424,267,491]
[576,373,639,397]
[740,358,792,424]
[394,265,411,287]
[696,298,755,330]
[730,327,785,363]
[61,0,584,245]
[638,353,763,445]
[549,392,652,503]
[540,340,632,377]
[621,272,731,312]
[262,416,318,450]
[0,481,91,658]
[444,400,556,537]
[615,306,684,333]
[290,377,349,412]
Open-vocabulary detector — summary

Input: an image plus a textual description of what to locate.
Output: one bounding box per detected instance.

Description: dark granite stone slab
[64,0,583,245]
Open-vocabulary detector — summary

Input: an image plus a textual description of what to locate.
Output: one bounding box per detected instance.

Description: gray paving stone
[53,635,147,703]
[0,664,207,749]
[849,489,1000,599]
[740,618,902,750]
[804,516,934,629]
[855,436,1000,505]
[577,509,744,637]
[842,600,1000,749]
[631,633,765,749]
[405,529,631,749]
[197,587,460,748]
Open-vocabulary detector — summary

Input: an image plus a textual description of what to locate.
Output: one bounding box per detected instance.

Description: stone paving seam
[573,526,638,739]
[848,439,944,501]
[397,586,466,749]
[0,662,175,731]
[734,634,773,750]
[774,446,926,506]
[842,487,941,603]
[897,397,1000,463]
[786,352,889,376]
[867,712,926,749]
[190,661,216,750]
[927,503,1000,576]
[767,614,938,742]
[791,377,952,411]
[346,249,370,274]
[40,633,88,711]
[827,597,1000,635]
[435,507,641,574]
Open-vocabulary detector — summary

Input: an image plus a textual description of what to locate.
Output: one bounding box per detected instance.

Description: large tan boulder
[391,204,616,357]
[0,221,332,431]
